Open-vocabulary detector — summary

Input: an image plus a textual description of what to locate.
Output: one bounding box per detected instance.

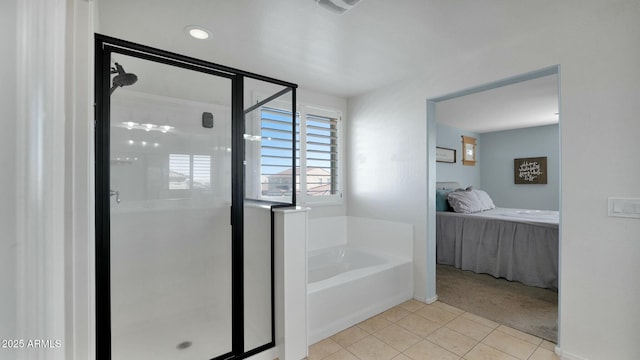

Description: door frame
[425,65,562,343]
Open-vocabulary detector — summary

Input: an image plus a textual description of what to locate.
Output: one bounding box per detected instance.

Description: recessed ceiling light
[185,25,211,40]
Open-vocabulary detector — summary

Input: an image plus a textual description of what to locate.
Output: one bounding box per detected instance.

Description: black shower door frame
[94,34,297,360]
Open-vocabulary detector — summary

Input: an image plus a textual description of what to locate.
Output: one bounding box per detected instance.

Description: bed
[435,182,559,289]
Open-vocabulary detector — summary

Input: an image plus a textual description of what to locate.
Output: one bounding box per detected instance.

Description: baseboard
[555,345,589,360]
[425,295,438,304]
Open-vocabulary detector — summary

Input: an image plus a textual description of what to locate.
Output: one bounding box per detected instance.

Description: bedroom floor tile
[331,326,370,347]
[397,299,426,312]
[323,349,360,360]
[395,313,442,338]
[380,306,412,322]
[358,314,393,333]
[430,301,465,315]
[480,330,537,359]
[309,338,342,360]
[540,340,557,351]
[426,327,478,356]
[458,312,500,329]
[346,335,400,360]
[414,303,460,325]
[463,343,518,360]
[308,300,559,360]
[403,339,460,360]
[391,354,412,360]
[445,316,494,341]
[495,325,543,346]
[528,347,560,360]
[372,324,422,352]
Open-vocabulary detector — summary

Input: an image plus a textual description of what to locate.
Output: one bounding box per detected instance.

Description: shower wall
[109,91,231,208]
[109,89,275,358]
[109,90,235,359]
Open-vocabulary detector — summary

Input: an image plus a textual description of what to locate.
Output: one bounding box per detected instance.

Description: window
[169,153,211,190]
[259,107,295,197]
[302,112,340,198]
[258,105,342,204]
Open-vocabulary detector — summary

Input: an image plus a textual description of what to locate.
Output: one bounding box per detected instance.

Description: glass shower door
[108,52,233,360]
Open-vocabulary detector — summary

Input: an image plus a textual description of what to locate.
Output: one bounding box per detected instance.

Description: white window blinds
[259,106,341,203]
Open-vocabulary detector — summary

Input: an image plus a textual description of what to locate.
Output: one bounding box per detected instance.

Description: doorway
[426,66,561,343]
[95,35,297,360]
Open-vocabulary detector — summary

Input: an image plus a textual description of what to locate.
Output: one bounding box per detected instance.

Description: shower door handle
[110,189,121,204]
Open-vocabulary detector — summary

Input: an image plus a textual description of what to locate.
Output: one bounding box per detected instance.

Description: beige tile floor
[308,300,559,360]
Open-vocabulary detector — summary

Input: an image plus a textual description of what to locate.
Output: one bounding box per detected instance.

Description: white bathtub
[307,245,413,344]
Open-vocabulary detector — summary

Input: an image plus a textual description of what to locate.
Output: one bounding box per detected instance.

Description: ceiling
[97,0,432,98]
[436,74,559,133]
[97,0,561,131]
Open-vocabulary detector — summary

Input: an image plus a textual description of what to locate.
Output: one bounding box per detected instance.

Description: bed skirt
[436,212,558,289]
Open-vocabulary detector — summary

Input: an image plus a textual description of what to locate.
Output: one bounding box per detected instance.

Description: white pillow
[447,190,484,213]
[473,189,496,210]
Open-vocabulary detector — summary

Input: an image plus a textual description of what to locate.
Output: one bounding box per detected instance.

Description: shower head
[110,62,138,95]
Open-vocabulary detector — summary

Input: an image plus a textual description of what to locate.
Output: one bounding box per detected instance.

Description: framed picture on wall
[436,147,456,163]
[514,157,547,184]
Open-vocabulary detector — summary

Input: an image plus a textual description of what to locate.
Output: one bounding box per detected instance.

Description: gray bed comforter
[436,208,559,289]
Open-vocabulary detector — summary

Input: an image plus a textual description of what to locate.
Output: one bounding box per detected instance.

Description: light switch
[608,197,640,218]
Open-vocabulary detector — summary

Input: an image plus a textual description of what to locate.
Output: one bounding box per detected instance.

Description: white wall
[436,123,481,188]
[480,124,560,210]
[307,216,413,260]
[347,1,640,359]
[348,78,430,302]
[0,0,17,345]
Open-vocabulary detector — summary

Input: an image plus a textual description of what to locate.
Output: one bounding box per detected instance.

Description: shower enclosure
[95,35,296,360]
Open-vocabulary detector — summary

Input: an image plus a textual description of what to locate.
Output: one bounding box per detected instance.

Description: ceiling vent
[315,0,362,15]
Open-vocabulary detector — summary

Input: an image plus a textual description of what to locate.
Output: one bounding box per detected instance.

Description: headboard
[436,181,461,189]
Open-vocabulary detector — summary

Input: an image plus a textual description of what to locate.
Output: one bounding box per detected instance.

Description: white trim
[555,65,563,349]
[425,66,561,351]
[425,295,438,305]
[425,100,437,301]
[16,0,67,359]
[300,105,343,205]
[555,346,590,360]
[65,0,96,359]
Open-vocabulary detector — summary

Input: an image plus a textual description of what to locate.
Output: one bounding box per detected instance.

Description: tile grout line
[405,302,529,360]
[313,300,555,360]
[399,302,466,360]
[444,310,484,360]
[433,302,553,360]
[468,328,541,360]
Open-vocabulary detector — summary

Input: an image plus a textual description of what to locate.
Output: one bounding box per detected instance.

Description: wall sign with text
[514,157,547,184]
